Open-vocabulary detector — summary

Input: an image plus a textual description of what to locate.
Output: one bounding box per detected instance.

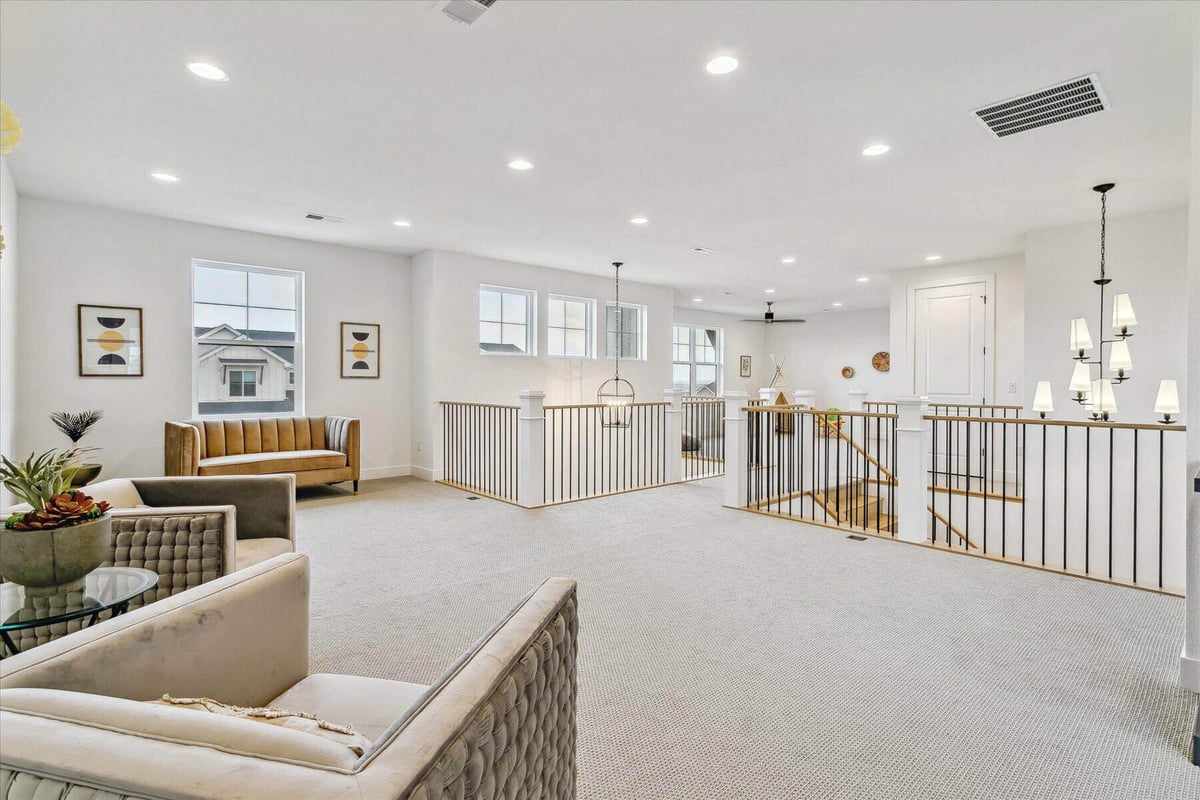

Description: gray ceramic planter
[0,515,110,594]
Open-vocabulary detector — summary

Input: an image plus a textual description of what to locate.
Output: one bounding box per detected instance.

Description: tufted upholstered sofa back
[194,416,329,458]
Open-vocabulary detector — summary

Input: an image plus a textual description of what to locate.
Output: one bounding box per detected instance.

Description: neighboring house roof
[196,325,294,367]
[479,342,525,354]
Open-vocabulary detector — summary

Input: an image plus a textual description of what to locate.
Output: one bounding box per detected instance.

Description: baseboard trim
[1182,652,1200,693]
[360,465,411,480]
[410,465,442,482]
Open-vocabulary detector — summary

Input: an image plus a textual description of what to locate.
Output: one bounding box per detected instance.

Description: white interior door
[912,282,991,404]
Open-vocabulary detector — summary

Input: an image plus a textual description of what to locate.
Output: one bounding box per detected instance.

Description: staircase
[809,479,897,533]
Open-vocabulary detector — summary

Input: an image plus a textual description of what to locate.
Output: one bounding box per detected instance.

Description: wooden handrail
[743,406,899,420]
[930,403,1023,411]
[928,506,978,550]
[923,414,1186,432]
[543,401,669,410]
[438,401,521,409]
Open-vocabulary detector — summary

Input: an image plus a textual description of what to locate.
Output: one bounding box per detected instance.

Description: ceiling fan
[740,301,806,324]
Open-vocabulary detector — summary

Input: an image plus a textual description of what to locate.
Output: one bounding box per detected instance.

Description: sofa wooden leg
[353,480,359,494]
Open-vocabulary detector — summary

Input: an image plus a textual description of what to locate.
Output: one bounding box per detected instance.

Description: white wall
[1025,207,1189,424]
[766,308,891,409]
[888,255,1025,404]
[15,198,412,479]
[0,157,18,505]
[409,249,676,477]
[671,306,767,396]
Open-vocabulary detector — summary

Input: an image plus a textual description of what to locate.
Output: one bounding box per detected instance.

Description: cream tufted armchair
[0,554,578,799]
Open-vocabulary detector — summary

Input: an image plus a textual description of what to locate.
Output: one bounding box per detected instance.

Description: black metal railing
[745,406,898,535]
[544,402,668,504]
[681,396,725,481]
[926,414,1187,591]
[439,401,519,502]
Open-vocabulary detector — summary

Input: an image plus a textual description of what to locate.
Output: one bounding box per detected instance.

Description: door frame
[905,273,995,403]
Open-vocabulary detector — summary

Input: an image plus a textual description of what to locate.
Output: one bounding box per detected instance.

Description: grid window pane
[502,322,527,350]
[563,300,587,329]
[548,327,565,356]
[248,307,297,336]
[606,303,644,360]
[565,329,587,357]
[672,364,690,391]
[194,266,246,305]
[194,303,247,331]
[480,290,503,322]
[502,292,526,322]
[479,321,502,345]
[248,272,297,310]
[548,298,566,327]
[696,364,718,393]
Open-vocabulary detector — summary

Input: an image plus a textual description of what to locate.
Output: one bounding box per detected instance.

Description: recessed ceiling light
[856,276,870,283]
[692,297,704,303]
[393,219,411,227]
[187,62,228,82]
[705,56,739,75]
[861,143,891,157]
[780,256,796,264]
[151,172,180,183]
[764,288,776,293]
[692,247,714,254]
[630,216,648,225]
[508,159,533,170]
[925,254,942,261]
[832,301,844,307]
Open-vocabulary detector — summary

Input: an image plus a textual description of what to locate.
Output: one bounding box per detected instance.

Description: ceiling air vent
[441,0,497,25]
[973,73,1108,138]
[304,213,346,224]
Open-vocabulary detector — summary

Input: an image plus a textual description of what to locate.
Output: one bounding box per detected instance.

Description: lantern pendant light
[597,261,635,427]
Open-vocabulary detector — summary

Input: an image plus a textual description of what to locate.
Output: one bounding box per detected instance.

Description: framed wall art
[341,322,380,378]
[78,304,143,377]
[739,354,752,378]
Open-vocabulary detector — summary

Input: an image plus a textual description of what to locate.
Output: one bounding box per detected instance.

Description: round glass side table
[0,567,158,655]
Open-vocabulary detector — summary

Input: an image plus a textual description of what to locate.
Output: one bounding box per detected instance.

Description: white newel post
[794,389,816,409]
[759,387,775,404]
[847,389,867,411]
[517,390,546,508]
[894,396,929,543]
[724,391,749,507]
[664,389,684,484]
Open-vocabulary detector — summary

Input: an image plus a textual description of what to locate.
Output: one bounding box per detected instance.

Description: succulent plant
[1,449,108,530]
[50,410,103,444]
[7,491,110,531]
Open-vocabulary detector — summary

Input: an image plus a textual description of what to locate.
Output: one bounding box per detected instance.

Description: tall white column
[759,387,775,404]
[847,389,867,411]
[1181,10,1200,695]
[724,391,749,507]
[664,388,684,484]
[517,390,546,508]
[894,396,930,543]
[794,389,817,409]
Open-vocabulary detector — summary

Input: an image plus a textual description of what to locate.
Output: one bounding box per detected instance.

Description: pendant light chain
[613,261,621,381]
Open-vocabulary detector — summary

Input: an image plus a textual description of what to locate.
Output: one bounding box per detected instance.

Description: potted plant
[50,410,103,486]
[1,449,111,595]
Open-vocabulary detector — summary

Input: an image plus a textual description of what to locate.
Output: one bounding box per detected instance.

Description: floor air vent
[973,74,1107,138]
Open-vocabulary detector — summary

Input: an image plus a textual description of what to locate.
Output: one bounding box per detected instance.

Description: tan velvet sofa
[165,415,360,491]
[0,553,578,800]
[2,475,296,653]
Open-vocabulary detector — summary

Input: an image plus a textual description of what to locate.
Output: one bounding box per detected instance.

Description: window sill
[478,351,536,357]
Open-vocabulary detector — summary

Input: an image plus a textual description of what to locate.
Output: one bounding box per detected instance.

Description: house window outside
[547,294,594,359]
[192,260,303,416]
[479,286,535,355]
[605,302,647,361]
[672,324,722,394]
[228,369,258,398]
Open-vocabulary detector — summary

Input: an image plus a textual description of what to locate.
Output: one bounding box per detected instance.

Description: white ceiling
[0,0,1193,315]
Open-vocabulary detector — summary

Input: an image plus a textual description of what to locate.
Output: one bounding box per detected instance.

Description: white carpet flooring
[296,477,1198,800]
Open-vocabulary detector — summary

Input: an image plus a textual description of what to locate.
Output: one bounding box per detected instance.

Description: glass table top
[1,567,158,630]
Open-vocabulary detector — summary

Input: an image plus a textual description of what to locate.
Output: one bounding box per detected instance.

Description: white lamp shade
[1154,380,1180,415]
[1108,339,1132,372]
[1070,318,1093,351]
[1032,381,1054,413]
[1112,293,1137,329]
[1069,361,1092,393]
[1092,379,1117,414]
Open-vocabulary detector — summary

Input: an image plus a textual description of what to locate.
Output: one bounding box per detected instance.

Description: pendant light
[1032,381,1054,419]
[1154,380,1180,424]
[597,261,635,427]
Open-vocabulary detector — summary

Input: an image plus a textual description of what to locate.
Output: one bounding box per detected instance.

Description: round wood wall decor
[872,351,891,373]
[840,366,855,379]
